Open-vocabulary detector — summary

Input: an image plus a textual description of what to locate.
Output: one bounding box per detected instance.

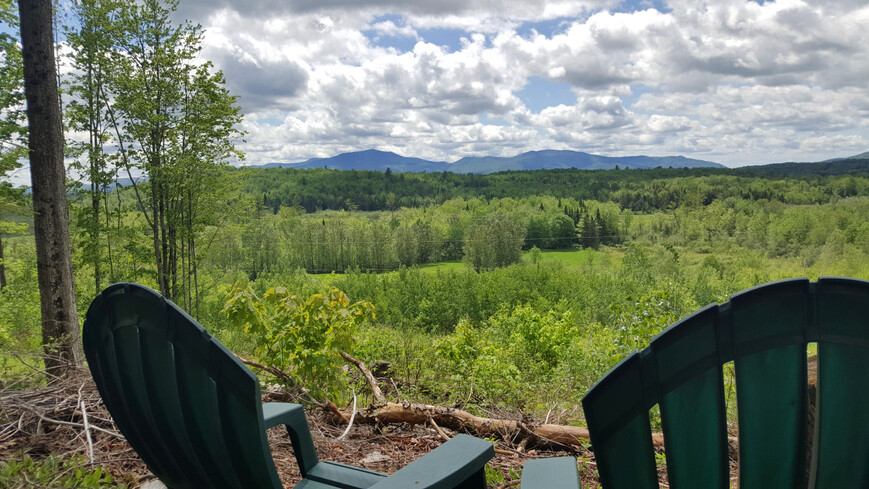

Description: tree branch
[339,350,387,405]
[235,355,324,408]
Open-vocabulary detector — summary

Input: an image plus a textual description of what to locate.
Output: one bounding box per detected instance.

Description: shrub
[223,283,374,401]
[0,454,127,488]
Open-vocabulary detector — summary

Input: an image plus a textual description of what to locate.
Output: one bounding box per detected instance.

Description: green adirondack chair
[83,283,494,489]
[582,277,869,489]
[520,457,580,489]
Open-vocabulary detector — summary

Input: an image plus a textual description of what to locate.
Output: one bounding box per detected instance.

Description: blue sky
[518,77,577,113]
[6,0,869,184]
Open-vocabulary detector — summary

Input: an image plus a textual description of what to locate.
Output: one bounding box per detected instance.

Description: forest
[6,153,869,485]
[2,0,869,486]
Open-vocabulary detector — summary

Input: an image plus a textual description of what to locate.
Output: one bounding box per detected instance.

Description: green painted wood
[520,457,579,489]
[652,306,728,489]
[814,278,869,488]
[583,351,657,489]
[84,284,494,489]
[295,480,349,489]
[583,278,869,489]
[365,434,494,489]
[734,346,807,488]
[84,284,283,489]
[307,462,388,489]
[598,415,658,489]
[261,403,321,477]
[731,279,809,489]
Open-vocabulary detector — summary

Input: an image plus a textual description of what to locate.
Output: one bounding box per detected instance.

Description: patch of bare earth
[0,371,598,488]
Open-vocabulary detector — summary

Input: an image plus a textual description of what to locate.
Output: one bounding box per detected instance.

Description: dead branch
[80,400,95,463]
[321,401,740,455]
[428,417,450,441]
[339,351,387,404]
[35,413,125,440]
[336,388,357,441]
[236,354,325,408]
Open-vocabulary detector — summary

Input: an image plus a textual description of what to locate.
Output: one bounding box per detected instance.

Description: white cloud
[157,1,869,167]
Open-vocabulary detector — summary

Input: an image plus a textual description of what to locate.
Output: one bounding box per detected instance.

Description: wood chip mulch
[0,371,597,488]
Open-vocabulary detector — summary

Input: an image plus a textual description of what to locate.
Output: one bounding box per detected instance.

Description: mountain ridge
[258,149,725,173]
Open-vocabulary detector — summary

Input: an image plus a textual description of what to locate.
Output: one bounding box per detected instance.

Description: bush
[0,454,127,488]
[223,283,374,401]
[488,305,576,374]
[435,319,521,406]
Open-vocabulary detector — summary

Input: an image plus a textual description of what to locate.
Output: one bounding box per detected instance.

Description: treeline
[206,188,869,279]
[243,162,869,214]
[205,197,625,276]
[10,160,869,317]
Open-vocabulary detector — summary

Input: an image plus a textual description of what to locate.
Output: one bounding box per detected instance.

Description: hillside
[740,158,869,176]
[449,150,722,172]
[245,160,869,213]
[264,149,724,173]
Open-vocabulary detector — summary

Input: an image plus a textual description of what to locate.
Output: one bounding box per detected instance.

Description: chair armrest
[520,457,580,489]
[262,402,320,476]
[367,434,494,489]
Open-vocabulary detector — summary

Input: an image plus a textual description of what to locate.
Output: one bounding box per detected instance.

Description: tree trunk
[150,175,169,298]
[19,0,83,376]
[91,179,101,293]
[0,232,6,290]
[322,401,740,456]
[104,188,115,283]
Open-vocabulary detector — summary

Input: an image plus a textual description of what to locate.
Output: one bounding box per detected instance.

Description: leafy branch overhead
[223,284,374,402]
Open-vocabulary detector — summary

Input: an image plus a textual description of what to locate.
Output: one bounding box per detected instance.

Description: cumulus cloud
[162,0,869,166]
[180,0,609,24]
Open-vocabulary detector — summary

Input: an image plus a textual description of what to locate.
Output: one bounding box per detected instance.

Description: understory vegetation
[4,0,867,484]
[4,165,869,486]
[4,166,869,419]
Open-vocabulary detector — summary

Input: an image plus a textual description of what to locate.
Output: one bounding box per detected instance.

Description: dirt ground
[0,371,598,488]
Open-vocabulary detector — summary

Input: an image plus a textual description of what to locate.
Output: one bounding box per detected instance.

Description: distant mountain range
[822,151,869,162]
[839,151,869,161]
[257,149,726,173]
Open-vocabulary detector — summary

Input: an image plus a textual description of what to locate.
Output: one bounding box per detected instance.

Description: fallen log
[323,401,738,456]
[333,351,738,456]
[324,401,651,452]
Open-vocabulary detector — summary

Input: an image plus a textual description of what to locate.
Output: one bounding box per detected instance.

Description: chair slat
[138,326,216,487]
[734,346,807,488]
[598,416,658,489]
[173,335,247,488]
[730,279,810,489]
[813,278,869,488]
[110,323,189,486]
[651,305,728,489]
[212,340,283,489]
[583,352,658,489]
